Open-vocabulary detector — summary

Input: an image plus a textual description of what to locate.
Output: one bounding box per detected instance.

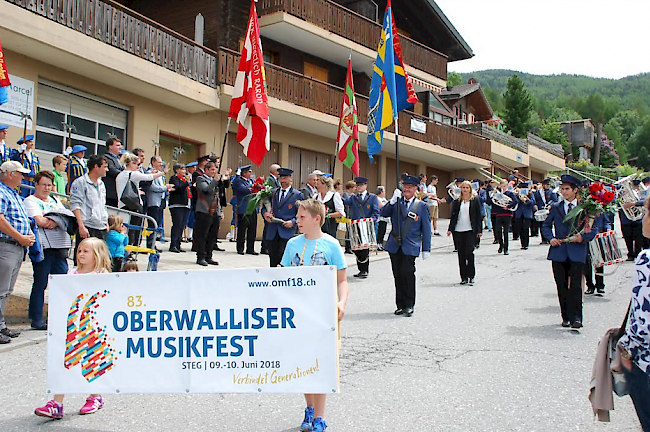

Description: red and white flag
[228,1,270,166]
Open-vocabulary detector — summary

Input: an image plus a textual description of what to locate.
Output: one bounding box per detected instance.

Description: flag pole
[218,117,232,174]
[394,115,401,246]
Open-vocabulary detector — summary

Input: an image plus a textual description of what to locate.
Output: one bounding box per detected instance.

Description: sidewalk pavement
[5,218,461,329]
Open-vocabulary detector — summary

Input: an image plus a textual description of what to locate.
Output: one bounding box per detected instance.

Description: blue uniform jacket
[541,201,597,264]
[515,195,537,219]
[343,193,380,221]
[381,199,431,256]
[261,187,304,240]
[66,157,87,194]
[1,145,15,164]
[533,189,557,209]
[232,175,255,215]
[619,198,645,226]
[12,151,40,198]
[478,189,487,217]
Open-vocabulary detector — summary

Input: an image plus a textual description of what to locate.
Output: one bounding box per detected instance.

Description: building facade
[0,0,563,232]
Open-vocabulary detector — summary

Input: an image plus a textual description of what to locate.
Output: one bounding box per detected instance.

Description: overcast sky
[435,0,650,79]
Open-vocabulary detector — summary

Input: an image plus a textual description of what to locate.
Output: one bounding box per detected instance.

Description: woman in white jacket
[115,153,163,245]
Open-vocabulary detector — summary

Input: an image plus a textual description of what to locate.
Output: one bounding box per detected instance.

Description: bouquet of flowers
[563,182,617,238]
[245,176,276,215]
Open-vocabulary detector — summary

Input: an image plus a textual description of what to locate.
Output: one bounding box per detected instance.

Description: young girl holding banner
[35,237,112,419]
[280,199,349,432]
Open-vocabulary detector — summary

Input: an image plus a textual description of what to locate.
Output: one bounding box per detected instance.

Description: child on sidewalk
[34,237,112,419]
[280,199,349,432]
[106,214,129,273]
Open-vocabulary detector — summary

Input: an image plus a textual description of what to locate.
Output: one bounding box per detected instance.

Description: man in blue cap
[533,179,558,244]
[542,174,597,329]
[381,174,431,317]
[0,125,14,164]
[512,181,536,250]
[66,144,87,194]
[12,135,40,198]
[343,176,380,278]
[262,168,304,267]
[232,165,259,255]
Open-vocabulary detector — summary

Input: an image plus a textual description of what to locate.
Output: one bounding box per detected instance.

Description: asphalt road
[0,232,642,431]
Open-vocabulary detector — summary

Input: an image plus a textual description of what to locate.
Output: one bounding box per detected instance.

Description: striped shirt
[0,180,31,239]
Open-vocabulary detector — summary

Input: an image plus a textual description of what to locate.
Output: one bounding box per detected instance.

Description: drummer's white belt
[356,256,370,264]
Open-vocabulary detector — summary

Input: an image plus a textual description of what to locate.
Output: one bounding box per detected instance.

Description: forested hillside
[450,70,650,167]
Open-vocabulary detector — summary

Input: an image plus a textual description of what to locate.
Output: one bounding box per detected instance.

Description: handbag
[610,301,632,397]
[120,172,143,213]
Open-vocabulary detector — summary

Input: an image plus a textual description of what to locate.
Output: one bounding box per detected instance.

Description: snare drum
[589,230,624,267]
[347,218,377,251]
[534,209,549,222]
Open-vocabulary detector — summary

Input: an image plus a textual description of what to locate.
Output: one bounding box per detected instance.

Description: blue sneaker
[313,417,328,432]
[300,406,315,431]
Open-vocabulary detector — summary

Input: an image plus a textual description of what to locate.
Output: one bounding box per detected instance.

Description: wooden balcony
[258,0,447,81]
[7,0,217,87]
[218,48,489,161]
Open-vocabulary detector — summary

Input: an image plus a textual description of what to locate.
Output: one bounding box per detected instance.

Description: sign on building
[47,266,340,394]
[0,74,34,129]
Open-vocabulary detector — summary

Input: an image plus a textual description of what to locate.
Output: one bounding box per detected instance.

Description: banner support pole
[394,115,401,246]
[218,117,232,175]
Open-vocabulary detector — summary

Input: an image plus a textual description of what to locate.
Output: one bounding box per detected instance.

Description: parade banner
[47,266,340,394]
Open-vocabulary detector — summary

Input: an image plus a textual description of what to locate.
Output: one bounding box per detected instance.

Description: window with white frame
[35,81,128,158]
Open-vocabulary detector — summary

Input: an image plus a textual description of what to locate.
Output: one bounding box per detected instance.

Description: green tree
[606,110,641,146]
[549,107,582,122]
[502,74,533,138]
[628,117,650,155]
[637,146,650,171]
[447,72,462,88]
[537,121,570,154]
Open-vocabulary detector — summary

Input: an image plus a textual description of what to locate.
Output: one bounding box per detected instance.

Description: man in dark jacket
[102,137,123,207]
[193,161,222,267]
[233,165,258,255]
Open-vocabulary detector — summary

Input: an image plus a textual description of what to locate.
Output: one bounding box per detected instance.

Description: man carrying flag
[366,0,418,162]
[228,0,270,166]
[337,55,360,176]
[0,36,14,164]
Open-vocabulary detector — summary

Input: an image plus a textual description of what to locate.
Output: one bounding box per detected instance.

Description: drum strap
[391,200,423,243]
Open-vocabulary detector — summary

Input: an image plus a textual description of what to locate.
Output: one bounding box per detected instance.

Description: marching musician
[541,174,597,329]
[66,145,87,194]
[382,174,431,316]
[513,182,536,250]
[262,168,303,267]
[232,165,258,255]
[533,179,558,244]
[343,177,379,279]
[0,125,14,164]
[486,179,517,255]
[620,179,645,261]
[12,135,39,198]
[445,177,465,252]
[584,209,610,295]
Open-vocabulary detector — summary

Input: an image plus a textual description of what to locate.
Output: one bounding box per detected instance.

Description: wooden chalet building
[0,0,563,231]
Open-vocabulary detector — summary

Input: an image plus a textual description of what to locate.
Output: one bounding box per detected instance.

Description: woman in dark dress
[316,176,345,238]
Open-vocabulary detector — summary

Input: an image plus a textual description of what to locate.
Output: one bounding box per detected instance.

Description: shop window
[35,131,64,154]
[71,116,96,139]
[36,108,64,131]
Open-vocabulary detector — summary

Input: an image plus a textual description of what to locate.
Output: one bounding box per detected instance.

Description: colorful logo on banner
[64,292,117,383]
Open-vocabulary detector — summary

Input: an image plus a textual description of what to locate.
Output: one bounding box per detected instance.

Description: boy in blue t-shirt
[280,199,349,432]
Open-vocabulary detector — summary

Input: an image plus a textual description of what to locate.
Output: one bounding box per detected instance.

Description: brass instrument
[615,174,645,221]
[489,189,516,210]
[446,181,460,200]
[518,187,530,203]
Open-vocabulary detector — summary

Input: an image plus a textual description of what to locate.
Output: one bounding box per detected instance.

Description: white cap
[310,170,324,176]
[0,161,30,174]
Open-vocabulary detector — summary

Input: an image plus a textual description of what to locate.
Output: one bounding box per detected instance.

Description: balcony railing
[7,0,218,87]
[461,123,528,153]
[258,0,448,81]
[218,48,489,161]
[527,133,565,159]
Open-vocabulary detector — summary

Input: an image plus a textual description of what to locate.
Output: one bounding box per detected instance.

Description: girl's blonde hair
[296,199,326,227]
[108,214,124,232]
[77,237,112,273]
[120,153,140,166]
[457,180,477,201]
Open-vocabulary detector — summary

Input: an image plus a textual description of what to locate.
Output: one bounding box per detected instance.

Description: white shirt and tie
[279,187,291,202]
[564,199,577,215]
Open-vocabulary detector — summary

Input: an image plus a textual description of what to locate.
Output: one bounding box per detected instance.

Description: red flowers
[602,191,615,204]
[588,183,603,194]
[251,176,266,194]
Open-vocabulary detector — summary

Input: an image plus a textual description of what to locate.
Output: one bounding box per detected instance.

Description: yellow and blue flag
[367,0,418,162]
